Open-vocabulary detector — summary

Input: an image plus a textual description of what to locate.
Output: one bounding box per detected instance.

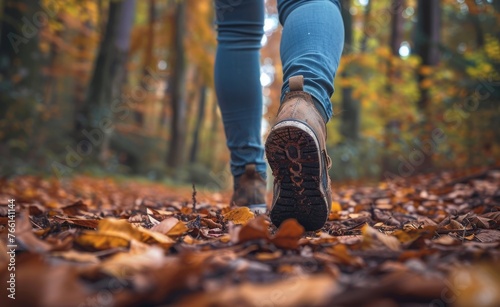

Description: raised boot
[265,75,332,231]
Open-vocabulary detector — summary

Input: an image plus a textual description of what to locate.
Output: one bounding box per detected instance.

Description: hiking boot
[231,164,267,213]
[265,75,332,231]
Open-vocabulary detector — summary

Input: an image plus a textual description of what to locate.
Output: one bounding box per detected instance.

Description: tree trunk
[465,0,484,48]
[339,0,360,143]
[189,85,207,164]
[387,0,405,93]
[359,0,372,53]
[135,0,156,126]
[390,0,405,55]
[0,0,43,162]
[78,0,136,163]
[415,0,440,111]
[414,0,441,172]
[166,1,187,169]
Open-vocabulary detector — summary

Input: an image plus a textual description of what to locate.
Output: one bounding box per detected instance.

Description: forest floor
[1,169,499,307]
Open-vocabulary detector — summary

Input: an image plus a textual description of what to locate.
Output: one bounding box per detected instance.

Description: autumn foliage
[1,169,499,306]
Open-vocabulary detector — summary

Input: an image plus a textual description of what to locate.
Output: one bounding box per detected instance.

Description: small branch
[192,183,197,212]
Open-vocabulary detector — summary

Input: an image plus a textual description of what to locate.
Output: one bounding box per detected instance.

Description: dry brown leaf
[362,224,401,251]
[51,250,100,264]
[61,200,88,216]
[392,226,436,245]
[16,211,52,253]
[54,216,99,229]
[238,216,270,243]
[223,207,255,225]
[326,244,364,267]
[271,219,304,249]
[475,229,500,243]
[176,274,338,307]
[481,211,500,223]
[138,227,176,248]
[443,219,466,231]
[453,265,500,307]
[100,243,165,278]
[433,235,461,246]
[150,217,188,237]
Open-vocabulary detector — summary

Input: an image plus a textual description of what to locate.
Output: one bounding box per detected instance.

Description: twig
[192,183,197,212]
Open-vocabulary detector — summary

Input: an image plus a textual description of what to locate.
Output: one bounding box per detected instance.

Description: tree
[0,0,44,169]
[339,0,360,143]
[390,0,405,55]
[189,85,207,163]
[78,0,136,163]
[134,0,156,126]
[412,0,441,172]
[166,0,188,169]
[415,0,440,112]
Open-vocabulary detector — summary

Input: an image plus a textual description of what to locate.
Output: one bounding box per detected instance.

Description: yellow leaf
[76,232,130,250]
[419,65,433,76]
[330,201,342,212]
[75,218,174,250]
[138,227,175,249]
[167,222,189,237]
[223,207,255,225]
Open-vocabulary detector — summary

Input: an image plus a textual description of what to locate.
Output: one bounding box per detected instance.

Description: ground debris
[0,169,499,306]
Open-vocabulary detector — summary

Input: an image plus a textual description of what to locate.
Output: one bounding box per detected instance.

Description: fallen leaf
[54,216,99,229]
[151,217,188,237]
[61,200,88,216]
[433,235,461,246]
[453,265,500,307]
[255,251,282,261]
[238,216,270,243]
[138,227,176,248]
[176,274,338,307]
[224,207,255,225]
[51,250,100,264]
[75,218,141,250]
[392,226,436,246]
[271,219,304,249]
[475,229,500,243]
[100,243,165,278]
[331,201,342,212]
[326,244,364,267]
[16,210,52,253]
[362,224,401,251]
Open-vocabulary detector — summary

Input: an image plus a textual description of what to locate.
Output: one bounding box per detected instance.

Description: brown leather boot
[265,75,332,231]
[230,164,267,213]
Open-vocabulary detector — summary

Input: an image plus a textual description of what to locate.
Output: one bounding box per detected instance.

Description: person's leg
[214,0,266,180]
[278,0,344,122]
[267,0,344,230]
[214,0,267,211]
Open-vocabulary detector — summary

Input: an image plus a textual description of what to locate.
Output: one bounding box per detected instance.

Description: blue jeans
[215,0,344,178]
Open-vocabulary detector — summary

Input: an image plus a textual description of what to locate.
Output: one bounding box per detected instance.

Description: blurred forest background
[0,0,499,189]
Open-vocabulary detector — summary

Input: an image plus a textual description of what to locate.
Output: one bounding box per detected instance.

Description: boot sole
[265,120,329,231]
